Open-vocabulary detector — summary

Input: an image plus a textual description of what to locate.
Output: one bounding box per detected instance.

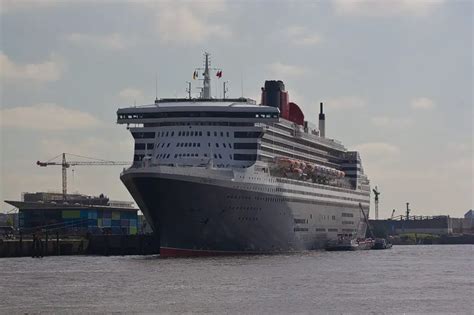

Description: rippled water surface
[1,245,472,314]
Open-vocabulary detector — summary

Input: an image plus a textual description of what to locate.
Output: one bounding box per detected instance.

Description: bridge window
[133,154,144,161]
[134,143,145,150]
[233,154,257,161]
[132,132,155,139]
[234,131,262,138]
[234,143,258,149]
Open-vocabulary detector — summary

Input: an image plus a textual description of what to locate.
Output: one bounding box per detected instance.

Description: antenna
[240,72,244,97]
[202,52,211,98]
[186,81,192,99]
[223,81,229,99]
[155,73,158,103]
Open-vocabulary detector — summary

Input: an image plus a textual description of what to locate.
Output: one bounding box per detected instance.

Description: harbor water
[0,245,472,314]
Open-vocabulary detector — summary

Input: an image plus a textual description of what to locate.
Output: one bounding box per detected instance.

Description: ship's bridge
[116,97,280,170]
[117,99,279,125]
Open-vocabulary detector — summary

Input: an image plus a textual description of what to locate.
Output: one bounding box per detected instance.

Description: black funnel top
[264,80,285,109]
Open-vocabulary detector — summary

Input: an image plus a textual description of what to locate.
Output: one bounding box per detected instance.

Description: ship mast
[202,52,211,99]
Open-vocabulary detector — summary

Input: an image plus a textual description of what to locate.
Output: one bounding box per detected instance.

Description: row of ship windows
[155,153,235,160]
[294,219,308,224]
[229,206,262,211]
[119,111,278,119]
[226,195,286,203]
[273,187,368,203]
[294,228,357,233]
[177,142,201,148]
[134,153,258,161]
[238,217,259,221]
[267,127,344,157]
[226,192,364,207]
[276,177,370,197]
[261,138,329,161]
[136,142,259,150]
[134,143,154,150]
[132,131,262,139]
[159,131,232,137]
[294,215,354,224]
[145,122,254,127]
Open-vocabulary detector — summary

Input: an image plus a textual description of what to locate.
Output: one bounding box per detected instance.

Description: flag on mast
[193,70,198,80]
[216,70,222,78]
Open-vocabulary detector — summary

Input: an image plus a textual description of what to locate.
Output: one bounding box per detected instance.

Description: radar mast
[202,52,211,98]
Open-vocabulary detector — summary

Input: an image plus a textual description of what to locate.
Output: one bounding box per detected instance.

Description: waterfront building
[4,192,138,235]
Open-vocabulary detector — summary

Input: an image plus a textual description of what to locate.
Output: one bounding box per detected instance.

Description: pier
[0,233,159,258]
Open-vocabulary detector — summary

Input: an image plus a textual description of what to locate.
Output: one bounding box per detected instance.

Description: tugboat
[372,238,393,249]
[326,236,374,251]
[325,203,376,251]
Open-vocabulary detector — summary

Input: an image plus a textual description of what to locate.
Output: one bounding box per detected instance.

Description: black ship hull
[121,171,365,257]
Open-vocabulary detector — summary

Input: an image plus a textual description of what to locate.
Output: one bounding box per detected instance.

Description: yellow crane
[36,153,130,200]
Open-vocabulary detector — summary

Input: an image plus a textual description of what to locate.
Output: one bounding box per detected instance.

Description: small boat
[372,238,393,250]
[326,237,374,251]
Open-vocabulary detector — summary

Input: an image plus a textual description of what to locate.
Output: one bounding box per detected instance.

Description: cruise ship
[117,53,371,256]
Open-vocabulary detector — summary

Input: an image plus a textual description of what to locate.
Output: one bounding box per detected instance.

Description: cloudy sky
[1,0,472,218]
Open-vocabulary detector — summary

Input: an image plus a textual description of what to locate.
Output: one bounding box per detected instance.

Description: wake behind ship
[117,53,371,256]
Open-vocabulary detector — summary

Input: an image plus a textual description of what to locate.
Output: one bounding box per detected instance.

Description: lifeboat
[312,164,346,178]
[305,163,314,172]
[292,168,303,175]
[275,157,293,168]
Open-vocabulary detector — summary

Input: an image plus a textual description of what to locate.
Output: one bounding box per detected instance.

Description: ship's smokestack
[261,80,289,118]
[319,102,325,137]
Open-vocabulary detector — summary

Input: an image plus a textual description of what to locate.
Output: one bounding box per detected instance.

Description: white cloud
[371,115,413,127]
[325,96,366,110]
[268,62,308,79]
[65,33,128,50]
[0,51,63,82]
[333,0,444,17]
[284,26,322,46]
[154,0,230,44]
[0,103,101,131]
[118,88,145,103]
[411,97,435,110]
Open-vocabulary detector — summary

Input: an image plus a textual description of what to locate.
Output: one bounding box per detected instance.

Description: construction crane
[372,186,381,220]
[37,153,130,200]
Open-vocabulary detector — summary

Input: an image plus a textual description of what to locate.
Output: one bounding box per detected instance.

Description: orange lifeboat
[292,168,303,175]
[276,157,293,168]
